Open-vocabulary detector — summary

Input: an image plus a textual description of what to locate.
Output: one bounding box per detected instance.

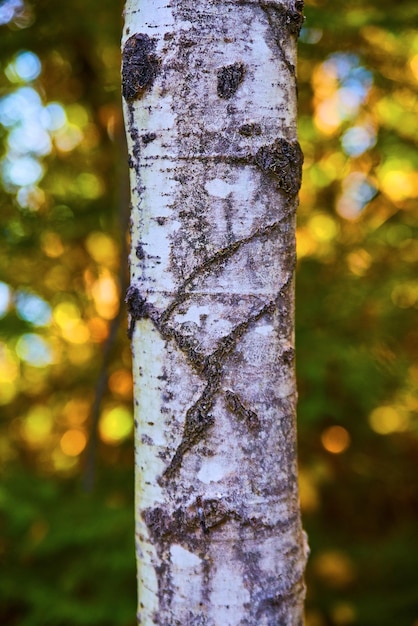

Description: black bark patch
[126,285,149,319]
[282,347,295,365]
[142,506,184,543]
[143,498,231,546]
[261,1,305,38]
[142,503,201,545]
[217,62,246,99]
[122,33,160,101]
[294,0,305,32]
[287,1,305,36]
[254,138,303,195]
[238,122,262,137]
[142,132,157,144]
[135,243,145,259]
[125,285,150,338]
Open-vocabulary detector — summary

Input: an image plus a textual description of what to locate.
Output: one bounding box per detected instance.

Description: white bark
[122,1,308,624]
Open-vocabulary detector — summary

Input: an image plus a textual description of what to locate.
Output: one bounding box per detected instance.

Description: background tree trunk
[122,0,308,623]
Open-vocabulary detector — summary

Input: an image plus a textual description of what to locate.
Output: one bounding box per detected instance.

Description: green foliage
[0,469,136,626]
[297,2,418,624]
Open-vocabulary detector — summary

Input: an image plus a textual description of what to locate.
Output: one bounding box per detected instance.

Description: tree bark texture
[122,1,308,624]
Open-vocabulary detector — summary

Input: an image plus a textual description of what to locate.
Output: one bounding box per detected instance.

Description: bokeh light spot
[85,231,119,267]
[0,86,41,127]
[17,185,46,210]
[60,429,87,456]
[92,272,119,320]
[0,344,18,382]
[321,425,351,454]
[53,301,91,343]
[99,406,133,445]
[51,448,78,472]
[41,102,66,131]
[15,333,53,367]
[108,369,133,398]
[0,0,25,25]
[346,249,372,276]
[53,301,81,328]
[341,125,376,156]
[53,124,83,152]
[2,155,44,187]
[312,54,372,136]
[298,468,320,513]
[41,232,65,258]
[0,343,19,404]
[308,214,339,242]
[62,399,90,426]
[87,317,109,342]
[5,50,41,83]
[380,170,418,203]
[296,227,317,259]
[368,405,409,434]
[391,282,418,308]
[0,282,12,317]
[66,103,89,127]
[300,27,323,44]
[410,54,418,81]
[76,172,104,199]
[8,124,51,156]
[21,405,53,447]
[313,550,356,587]
[15,290,52,326]
[337,172,376,219]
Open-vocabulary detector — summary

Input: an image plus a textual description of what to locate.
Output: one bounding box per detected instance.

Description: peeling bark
[122,1,308,624]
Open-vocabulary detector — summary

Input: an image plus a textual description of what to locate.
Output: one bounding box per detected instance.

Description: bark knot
[261,1,305,38]
[254,138,303,195]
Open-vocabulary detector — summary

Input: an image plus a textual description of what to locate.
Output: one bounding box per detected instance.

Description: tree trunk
[122,0,308,623]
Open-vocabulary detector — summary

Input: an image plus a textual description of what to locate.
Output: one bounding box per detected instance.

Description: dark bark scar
[161,299,277,480]
[127,236,292,478]
[239,122,262,137]
[225,390,261,432]
[142,496,230,546]
[122,33,160,101]
[217,62,246,99]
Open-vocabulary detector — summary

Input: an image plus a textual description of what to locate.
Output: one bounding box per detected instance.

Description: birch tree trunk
[122,1,308,623]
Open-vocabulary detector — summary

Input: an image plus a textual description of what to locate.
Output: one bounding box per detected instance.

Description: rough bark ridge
[122,1,308,624]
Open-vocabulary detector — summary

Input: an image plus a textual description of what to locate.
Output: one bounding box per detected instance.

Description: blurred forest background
[0,0,417,624]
